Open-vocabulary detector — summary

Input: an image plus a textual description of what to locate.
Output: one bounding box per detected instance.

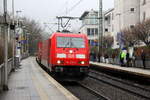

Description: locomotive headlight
[57,60,61,64]
[81,61,85,64]
[57,53,66,58]
[76,54,85,59]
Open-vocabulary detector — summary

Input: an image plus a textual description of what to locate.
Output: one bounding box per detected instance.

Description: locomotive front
[52,33,89,78]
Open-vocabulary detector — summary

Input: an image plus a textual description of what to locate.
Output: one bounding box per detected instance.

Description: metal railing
[104,58,150,68]
[0,58,13,90]
[91,57,150,68]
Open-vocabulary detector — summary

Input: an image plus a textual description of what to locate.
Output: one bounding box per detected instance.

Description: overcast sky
[7,0,114,32]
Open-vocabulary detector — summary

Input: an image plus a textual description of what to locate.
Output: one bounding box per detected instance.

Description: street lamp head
[16,10,22,13]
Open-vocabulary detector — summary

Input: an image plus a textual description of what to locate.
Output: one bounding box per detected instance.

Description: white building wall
[80,24,98,40]
[0,0,3,15]
[122,0,140,28]
[140,0,150,21]
[113,0,140,48]
[104,9,114,37]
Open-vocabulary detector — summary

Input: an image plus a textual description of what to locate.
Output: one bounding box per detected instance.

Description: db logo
[68,54,74,58]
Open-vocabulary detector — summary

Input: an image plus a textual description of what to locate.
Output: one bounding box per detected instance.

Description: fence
[0,58,13,91]
[105,58,150,69]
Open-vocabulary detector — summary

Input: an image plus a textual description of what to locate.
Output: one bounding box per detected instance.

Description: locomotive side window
[57,37,85,48]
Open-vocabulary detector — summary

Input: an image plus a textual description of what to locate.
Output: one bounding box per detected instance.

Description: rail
[0,58,13,90]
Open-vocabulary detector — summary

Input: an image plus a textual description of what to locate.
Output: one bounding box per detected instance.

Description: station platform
[90,62,150,79]
[0,57,78,100]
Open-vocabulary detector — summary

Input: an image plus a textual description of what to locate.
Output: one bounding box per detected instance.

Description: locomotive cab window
[57,37,85,48]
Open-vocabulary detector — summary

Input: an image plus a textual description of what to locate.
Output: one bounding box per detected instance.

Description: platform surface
[90,62,150,78]
[0,57,78,100]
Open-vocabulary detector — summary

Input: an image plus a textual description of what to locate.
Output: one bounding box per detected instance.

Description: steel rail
[77,82,110,100]
[88,72,150,99]
[90,70,150,92]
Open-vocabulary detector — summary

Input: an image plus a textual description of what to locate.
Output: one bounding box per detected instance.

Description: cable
[67,0,84,14]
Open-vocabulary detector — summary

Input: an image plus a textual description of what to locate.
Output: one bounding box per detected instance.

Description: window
[95,28,98,35]
[91,28,95,35]
[87,28,91,36]
[87,28,98,36]
[105,28,108,32]
[112,13,114,20]
[57,37,85,48]
[105,17,108,20]
[130,25,134,29]
[130,8,135,12]
[143,0,146,5]
[143,12,146,21]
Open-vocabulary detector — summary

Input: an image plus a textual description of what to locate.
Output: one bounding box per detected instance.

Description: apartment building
[113,0,141,48]
[113,0,150,48]
[79,0,150,48]
[79,10,99,46]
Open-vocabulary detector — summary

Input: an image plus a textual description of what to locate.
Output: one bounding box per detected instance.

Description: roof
[79,10,99,20]
[79,11,89,20]
[104,8,114,15]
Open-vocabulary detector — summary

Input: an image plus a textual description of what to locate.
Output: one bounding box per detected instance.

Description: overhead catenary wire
[67,0,84,14]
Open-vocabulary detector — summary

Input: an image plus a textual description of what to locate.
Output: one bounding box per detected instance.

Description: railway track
[77,82,110,100]
[89,70,150,100]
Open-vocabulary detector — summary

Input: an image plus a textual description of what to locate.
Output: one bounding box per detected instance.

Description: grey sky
[7,0,114,32]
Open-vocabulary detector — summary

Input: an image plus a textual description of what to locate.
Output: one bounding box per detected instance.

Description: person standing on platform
[104,53,109,63]
[120,51,124,66]
[120,50,126,66]
[126,51,130,67]
[141,49,146,69]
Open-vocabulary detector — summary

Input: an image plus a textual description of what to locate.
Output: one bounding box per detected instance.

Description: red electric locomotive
[38,32,89,80]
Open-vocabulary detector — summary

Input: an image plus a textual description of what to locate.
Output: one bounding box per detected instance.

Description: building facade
[0,0,3,15]
[80,0,150,48]
[114,0,141,48]
[140,0,150,21]
[103,8,114,37]
[79,10,99,46]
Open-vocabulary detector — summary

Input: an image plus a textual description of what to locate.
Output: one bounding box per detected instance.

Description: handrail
[0,58,12,69]
[0,63,4,69]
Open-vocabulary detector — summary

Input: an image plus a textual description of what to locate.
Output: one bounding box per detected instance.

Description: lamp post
[98,0,103,62]
[3,0,9,90]
[16,10,22,27]
[11,0,16,71]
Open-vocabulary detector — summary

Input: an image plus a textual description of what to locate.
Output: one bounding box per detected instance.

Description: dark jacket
[141,52,146,60]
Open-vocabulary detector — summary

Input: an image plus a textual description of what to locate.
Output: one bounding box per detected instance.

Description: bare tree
[21,17,44,55]
[121,28,138,47]
[102,35,114,48]
[134,19,150,46]
[121,19,150,47]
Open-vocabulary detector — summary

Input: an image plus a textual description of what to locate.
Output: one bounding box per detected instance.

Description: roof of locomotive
[50,32,87,39]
